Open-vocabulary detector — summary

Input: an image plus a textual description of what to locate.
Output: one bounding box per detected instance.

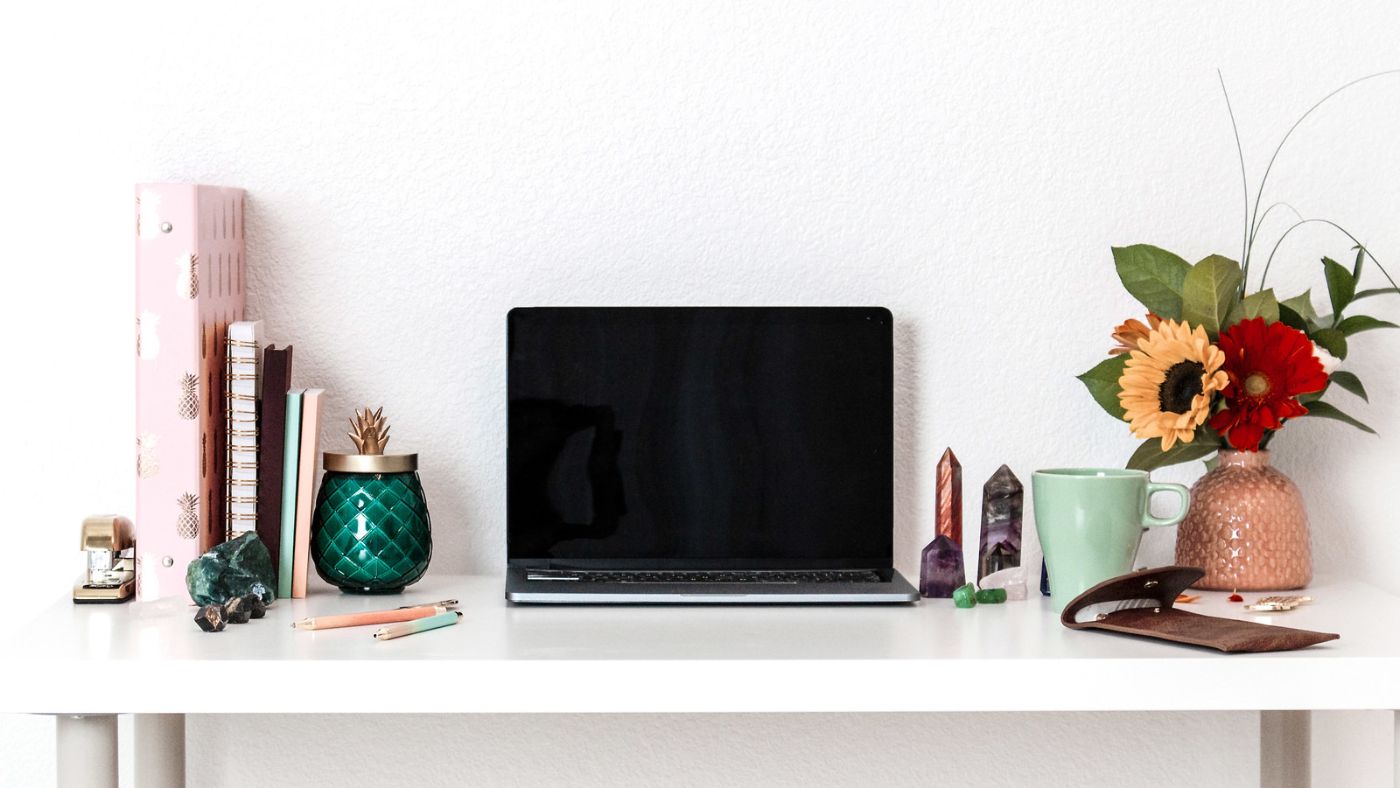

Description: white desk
[9,575,1399,787]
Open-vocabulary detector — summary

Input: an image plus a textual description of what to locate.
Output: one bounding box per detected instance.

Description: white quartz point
[980,566,1027,601]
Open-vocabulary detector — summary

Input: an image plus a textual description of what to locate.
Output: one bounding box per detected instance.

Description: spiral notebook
[226,321,264,542]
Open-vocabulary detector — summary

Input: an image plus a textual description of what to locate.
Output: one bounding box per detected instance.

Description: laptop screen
[507,307,893,568]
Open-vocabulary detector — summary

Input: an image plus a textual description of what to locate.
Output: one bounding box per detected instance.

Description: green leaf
[1202,454,1220,473]
[1077,355,1129,420]
[1355,287,1400,300]
[1181,254,1243,336]
[1336,315,1399,336]
[1279,290,1319,324]
[1126,429,1221,471]
[1322,257,1356,319]
[1328,371,1368,402]
[1298,388,1327,405]
[1277,304,1310,333]
[1226,288,1279,327]
[1301,400,1377,435]
[1113,245,1190,319]
[1312,327,1348,360]
[1353,245,1366,279]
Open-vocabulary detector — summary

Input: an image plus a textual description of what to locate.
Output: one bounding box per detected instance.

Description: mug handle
[1142,482,1191,527]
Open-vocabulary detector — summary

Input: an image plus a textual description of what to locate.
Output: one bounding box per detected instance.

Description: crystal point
[935,448,962,544]
[919,534,965,598]
[977,464,1023,581]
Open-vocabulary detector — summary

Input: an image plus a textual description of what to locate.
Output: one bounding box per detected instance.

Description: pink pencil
[292,605,447,631]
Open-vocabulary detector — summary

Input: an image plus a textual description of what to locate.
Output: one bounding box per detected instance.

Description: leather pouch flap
[1061,566,1339,653]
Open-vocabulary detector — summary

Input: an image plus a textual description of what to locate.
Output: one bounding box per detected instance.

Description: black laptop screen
[507,307,893,568]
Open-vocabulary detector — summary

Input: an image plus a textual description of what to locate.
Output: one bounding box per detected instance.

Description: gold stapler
[74,515,136,603]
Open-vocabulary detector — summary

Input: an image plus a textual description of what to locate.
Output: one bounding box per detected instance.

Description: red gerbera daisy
[1209,318,1329,451]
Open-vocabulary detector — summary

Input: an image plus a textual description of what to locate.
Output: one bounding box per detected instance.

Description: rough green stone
[185,532,277,607]
[952,583,978,608]
[974,587,1007,604]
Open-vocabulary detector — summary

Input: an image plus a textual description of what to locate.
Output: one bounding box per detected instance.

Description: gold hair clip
[1245,595,1313,612]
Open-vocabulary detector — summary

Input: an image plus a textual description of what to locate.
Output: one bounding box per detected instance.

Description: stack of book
[135,182,326,602]
[226,328,326,600]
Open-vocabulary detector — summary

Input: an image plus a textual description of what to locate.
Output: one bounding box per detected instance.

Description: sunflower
[1109,312,1163,355]
[1117,319,1229,450]
[1208,317,1329,451]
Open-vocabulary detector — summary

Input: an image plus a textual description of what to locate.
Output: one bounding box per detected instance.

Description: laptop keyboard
[525,569,885,584]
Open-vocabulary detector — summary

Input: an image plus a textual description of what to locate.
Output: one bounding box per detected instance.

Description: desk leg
[55,715,118,788]
[1260,710,1310,788]
[134,713,186,788]
[1393,710,1399,788]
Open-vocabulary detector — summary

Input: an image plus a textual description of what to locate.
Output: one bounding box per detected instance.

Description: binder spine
[134,184,246,601]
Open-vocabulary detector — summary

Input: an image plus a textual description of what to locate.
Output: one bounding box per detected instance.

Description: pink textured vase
[1174,450,1311,590]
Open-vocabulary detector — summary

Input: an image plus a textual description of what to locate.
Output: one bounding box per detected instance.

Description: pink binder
[135,184,247,601]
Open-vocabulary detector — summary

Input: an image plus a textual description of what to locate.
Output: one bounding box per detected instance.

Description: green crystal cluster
[185,532,277,606]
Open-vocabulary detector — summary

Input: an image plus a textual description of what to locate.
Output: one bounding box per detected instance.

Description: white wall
[3,1,1398,786]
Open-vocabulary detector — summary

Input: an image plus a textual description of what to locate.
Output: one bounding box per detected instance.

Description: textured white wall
[3,1,1399,786]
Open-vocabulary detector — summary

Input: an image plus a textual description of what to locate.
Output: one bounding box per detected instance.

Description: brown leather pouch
[1060,566,1339,653]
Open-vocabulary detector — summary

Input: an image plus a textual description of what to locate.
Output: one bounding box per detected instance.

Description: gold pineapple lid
[323,406,418,473]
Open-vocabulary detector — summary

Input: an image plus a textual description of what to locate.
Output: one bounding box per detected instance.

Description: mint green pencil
[372,611,462,641]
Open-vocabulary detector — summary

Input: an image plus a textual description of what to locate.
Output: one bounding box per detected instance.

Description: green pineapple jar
[312,407,432,593]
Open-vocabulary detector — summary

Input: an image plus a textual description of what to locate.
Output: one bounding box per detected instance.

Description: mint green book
[278,390,305,600]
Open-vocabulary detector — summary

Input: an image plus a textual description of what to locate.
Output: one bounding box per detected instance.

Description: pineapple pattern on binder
[137,434,159,479]
[176,252,199,299]
[176,492,199,540]
[135,183,246,600]
[178,372,199,420]
[137,311,160,360]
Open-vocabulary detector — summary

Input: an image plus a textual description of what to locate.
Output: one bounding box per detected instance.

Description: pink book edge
[291,389,323,598]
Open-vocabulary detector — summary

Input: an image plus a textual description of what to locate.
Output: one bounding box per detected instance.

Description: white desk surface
[7,574,1398,714]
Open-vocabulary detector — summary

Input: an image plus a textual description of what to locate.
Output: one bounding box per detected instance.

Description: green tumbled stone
[952,583,978,608]
[975,587,1007,604]
[185,533,278,607]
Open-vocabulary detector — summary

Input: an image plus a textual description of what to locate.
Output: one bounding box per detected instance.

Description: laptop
[505,306,918,604]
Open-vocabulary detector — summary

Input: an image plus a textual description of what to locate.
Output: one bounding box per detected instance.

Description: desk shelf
[9,575,1398,715]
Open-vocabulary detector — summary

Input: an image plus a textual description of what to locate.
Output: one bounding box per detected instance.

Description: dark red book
[256,345,294,574]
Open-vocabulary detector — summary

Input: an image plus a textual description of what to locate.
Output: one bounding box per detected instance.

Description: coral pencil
[373,611,463,641]
[293,605,447,631]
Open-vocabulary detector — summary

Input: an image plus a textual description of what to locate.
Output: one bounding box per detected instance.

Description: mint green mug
[1032,468,1191,612]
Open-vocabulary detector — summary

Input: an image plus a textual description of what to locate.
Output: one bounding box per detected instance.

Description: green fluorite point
[185,532,278,607]
[952,583,978,608]
[975,587,1007,604]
